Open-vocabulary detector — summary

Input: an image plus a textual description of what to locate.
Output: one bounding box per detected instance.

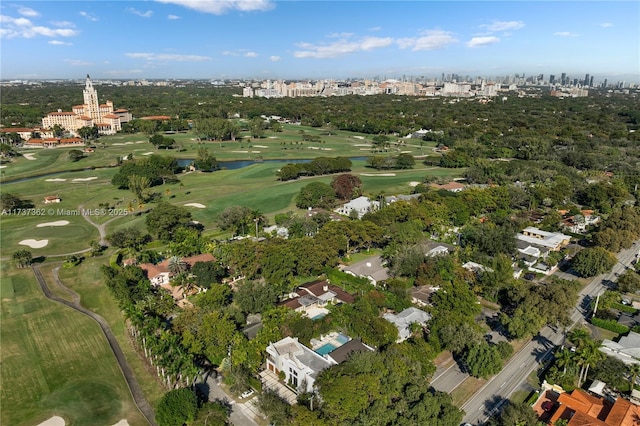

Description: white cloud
[327,32,354,38]
[222,50,238,56]
[369,26,382,32]
[466,36,500,48]
[79,11,98,21]
[18,7,40,18]
[125,52,212,61]
[599,22,613,28]
[397,30,458,51]
[129,8,153,18]
[167,14,180,20]
[64,59,93,66]
[269,55,281,62]
[294,36,393,58]
[479,20,525,32]
[0,15,79,39]
[154,0,274,15]
[245,51,258,57]
[51,21,75,28]
[49,40,72,46]
[553,31,578,37]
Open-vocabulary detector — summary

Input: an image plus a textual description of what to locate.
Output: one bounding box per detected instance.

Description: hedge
[612,302,637,314]
[590,317,630,334]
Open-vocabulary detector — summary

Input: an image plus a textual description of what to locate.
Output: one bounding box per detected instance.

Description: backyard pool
[315,343,337,355]
[336,333,350,344]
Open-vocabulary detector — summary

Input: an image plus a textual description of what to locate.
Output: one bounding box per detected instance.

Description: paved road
[32,265,157,425]
[460,242,639,425]
[195,375,260,426]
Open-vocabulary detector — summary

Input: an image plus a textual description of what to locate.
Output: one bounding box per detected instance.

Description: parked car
[542,401,554,411]
[240,389,255,399]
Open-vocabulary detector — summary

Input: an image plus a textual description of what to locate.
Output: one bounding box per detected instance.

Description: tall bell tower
[83,74,101,120]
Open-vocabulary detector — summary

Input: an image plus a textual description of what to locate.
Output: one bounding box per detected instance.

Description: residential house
[342,255,389,286]
[138,253,216,286]
[334,196,379,219]
[265,336,334,393]
[546,388,640,425]
[429,181,466,192]
[43,195,61,203]
[279,280,354,318]
[410,286,439,307]
[517,227,571,252]
[600,331,640,365]
[561,210,601,234]
[383,307,431,342]
[418,240,455,257]
[326,339,375,364]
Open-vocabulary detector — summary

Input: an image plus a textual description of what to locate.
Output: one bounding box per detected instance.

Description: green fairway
[0,264,148,426]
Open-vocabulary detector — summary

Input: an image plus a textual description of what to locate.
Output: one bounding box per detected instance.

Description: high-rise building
[584,74,590,87]
[561,72,567,85]
[589,76,594,87]
[550,74,556,84]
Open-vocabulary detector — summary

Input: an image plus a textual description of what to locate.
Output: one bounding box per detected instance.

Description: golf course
[1,122,463,425]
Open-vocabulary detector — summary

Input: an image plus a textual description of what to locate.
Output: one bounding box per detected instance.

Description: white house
[383,307,431,342]
[600,332,640,365]
[265,336,334,393]
[342,255,389,286]
[517,227,571,251]
[334,196,379,219]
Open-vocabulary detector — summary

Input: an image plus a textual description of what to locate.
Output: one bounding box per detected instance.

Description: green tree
[256,390,291,425]
[155,387,199,426]
[67,149,85,162]
[1,192,32,210]
[464,342,503,379]
[193,147,218,172]
[128,174,151,202]
[295,182,336,209]
[489,401,540,426]
[12,249,33,268]
[145,202,193,241]
[571,247,617,277]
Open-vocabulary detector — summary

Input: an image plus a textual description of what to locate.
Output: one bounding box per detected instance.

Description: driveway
[196,374,260,426]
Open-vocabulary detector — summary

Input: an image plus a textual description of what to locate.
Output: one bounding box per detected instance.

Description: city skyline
[1,1,638,82]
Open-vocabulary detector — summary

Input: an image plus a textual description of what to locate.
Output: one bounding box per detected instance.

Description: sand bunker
[253,145,268,148]
[360,173,396,177]
[38,416,65,426]
[184,203,206,208]
[135,141,146,144]
[353,136,365,140]
[0,165,6,169]
[37,220,70,227]
[72,177,98,182]
[38,417,129,426]
[268,136,278,139]
[354,144,371,147]
[409,181,420,187]
[19,239,49,248]
[232,150,248,153]
[320,148,333,150]
[112,143,125,146]
[142,152,154,156]
[46,178,67,182]
[308,146,320,150]
[23,153,37,160]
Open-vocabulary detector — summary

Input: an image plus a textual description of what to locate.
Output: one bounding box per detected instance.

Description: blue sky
[1,1,638,82]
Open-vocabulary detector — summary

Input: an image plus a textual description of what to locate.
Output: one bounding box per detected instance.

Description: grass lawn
[54,258,166,409]
[451,376,486,407]
[0,262,149,426]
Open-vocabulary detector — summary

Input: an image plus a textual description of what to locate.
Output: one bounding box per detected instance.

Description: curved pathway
[78,203,122,246]
[32,264,156,425]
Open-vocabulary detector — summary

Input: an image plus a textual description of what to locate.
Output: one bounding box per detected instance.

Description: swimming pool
[312,313,326,320]
[336,333,350,344]
[315,343,337,355]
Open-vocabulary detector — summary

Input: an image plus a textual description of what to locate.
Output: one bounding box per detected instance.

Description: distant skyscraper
[550,74,556,84]
[561,72,567,85]
[589,76,594,87]
[603,78,608,88]
[584,74,590,87]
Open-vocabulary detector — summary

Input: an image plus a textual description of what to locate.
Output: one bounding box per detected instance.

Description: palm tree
[555,348,574,375]
[249,209,265,237]
[576,340,605,387]
[167,256,187,276]
[568,327,590,349]
[629,363,640,394]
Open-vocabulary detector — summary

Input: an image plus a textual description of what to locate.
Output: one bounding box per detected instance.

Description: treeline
[111,154,181,189]
[276,156,352,181]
